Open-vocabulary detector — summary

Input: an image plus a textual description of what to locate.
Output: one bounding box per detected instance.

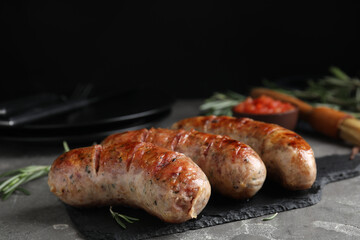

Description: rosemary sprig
[0,165,51,200]
[110,206,139,229]
[263,66,360,116]
[0,141,71,200]
[199,91,246,116]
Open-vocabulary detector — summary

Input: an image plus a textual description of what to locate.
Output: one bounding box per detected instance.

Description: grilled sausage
[172,116,316,190]
[48,142,211,223]
[102,128,266,199]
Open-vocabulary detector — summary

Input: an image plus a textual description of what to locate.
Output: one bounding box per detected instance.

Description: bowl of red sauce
[232,95,299,130]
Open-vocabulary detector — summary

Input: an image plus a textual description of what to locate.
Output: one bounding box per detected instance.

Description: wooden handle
[339,118,360,146]
[308,107,352,138]
[250,88,313,118]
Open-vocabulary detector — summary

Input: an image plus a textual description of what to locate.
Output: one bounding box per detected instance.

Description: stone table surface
[0,99,360,240]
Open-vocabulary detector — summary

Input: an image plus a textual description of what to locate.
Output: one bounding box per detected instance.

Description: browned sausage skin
[102,128,266,199]
[48,142,211,223]
[171,116,316,190]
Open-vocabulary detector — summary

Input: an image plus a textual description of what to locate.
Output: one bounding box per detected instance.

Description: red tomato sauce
[233,95,295,114]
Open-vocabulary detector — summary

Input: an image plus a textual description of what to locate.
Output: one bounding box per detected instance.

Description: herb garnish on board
[263,66,360,117]
[200,67,360,118]
[199,91,246,116]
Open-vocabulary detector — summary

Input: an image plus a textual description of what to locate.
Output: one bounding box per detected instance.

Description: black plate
[0,88,174,142]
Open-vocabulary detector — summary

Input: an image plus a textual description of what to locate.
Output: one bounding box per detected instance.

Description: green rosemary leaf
[0,175,20,191]
[329,66,350,81]
[118,213,139,223]
[0,142,67,200]
[16,187,31,195]
[199,91,246,116]
[63,141,70,153]
[114,215,127,229]
[2,189,16,201]
[0,165,51,200]
[119,215,134,224]
[262,212,278,221]
[109,206,139,229]
[121,215,139,221]
[2,176,27,195]
[0,169,22,178]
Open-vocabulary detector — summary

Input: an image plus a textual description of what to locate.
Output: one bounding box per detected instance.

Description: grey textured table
[1,99,360,240]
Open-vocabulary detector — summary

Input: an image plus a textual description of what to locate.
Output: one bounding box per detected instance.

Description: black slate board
[66,154,360,240]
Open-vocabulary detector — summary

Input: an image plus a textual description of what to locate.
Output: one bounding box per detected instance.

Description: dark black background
[1,1,360,100]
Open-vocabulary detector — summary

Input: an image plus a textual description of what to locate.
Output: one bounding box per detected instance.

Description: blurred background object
[2,1,360,143]
[1,1,360,100]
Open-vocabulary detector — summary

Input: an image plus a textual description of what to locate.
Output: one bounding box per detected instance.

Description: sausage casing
[172,116,316,190]
[48,142,211,223]
[102,128,266,199]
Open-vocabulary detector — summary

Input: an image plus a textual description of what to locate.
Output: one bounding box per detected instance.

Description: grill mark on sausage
[234,143,243,159]
[93,145,102,175]
[177,129,191,146]
[202,136,214,157]
[169,129,184,151]
[216,135,230,149]
[126,142,142,172]
[155,152,174,173]
[142,128,151,142]
[204,116,215,132]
